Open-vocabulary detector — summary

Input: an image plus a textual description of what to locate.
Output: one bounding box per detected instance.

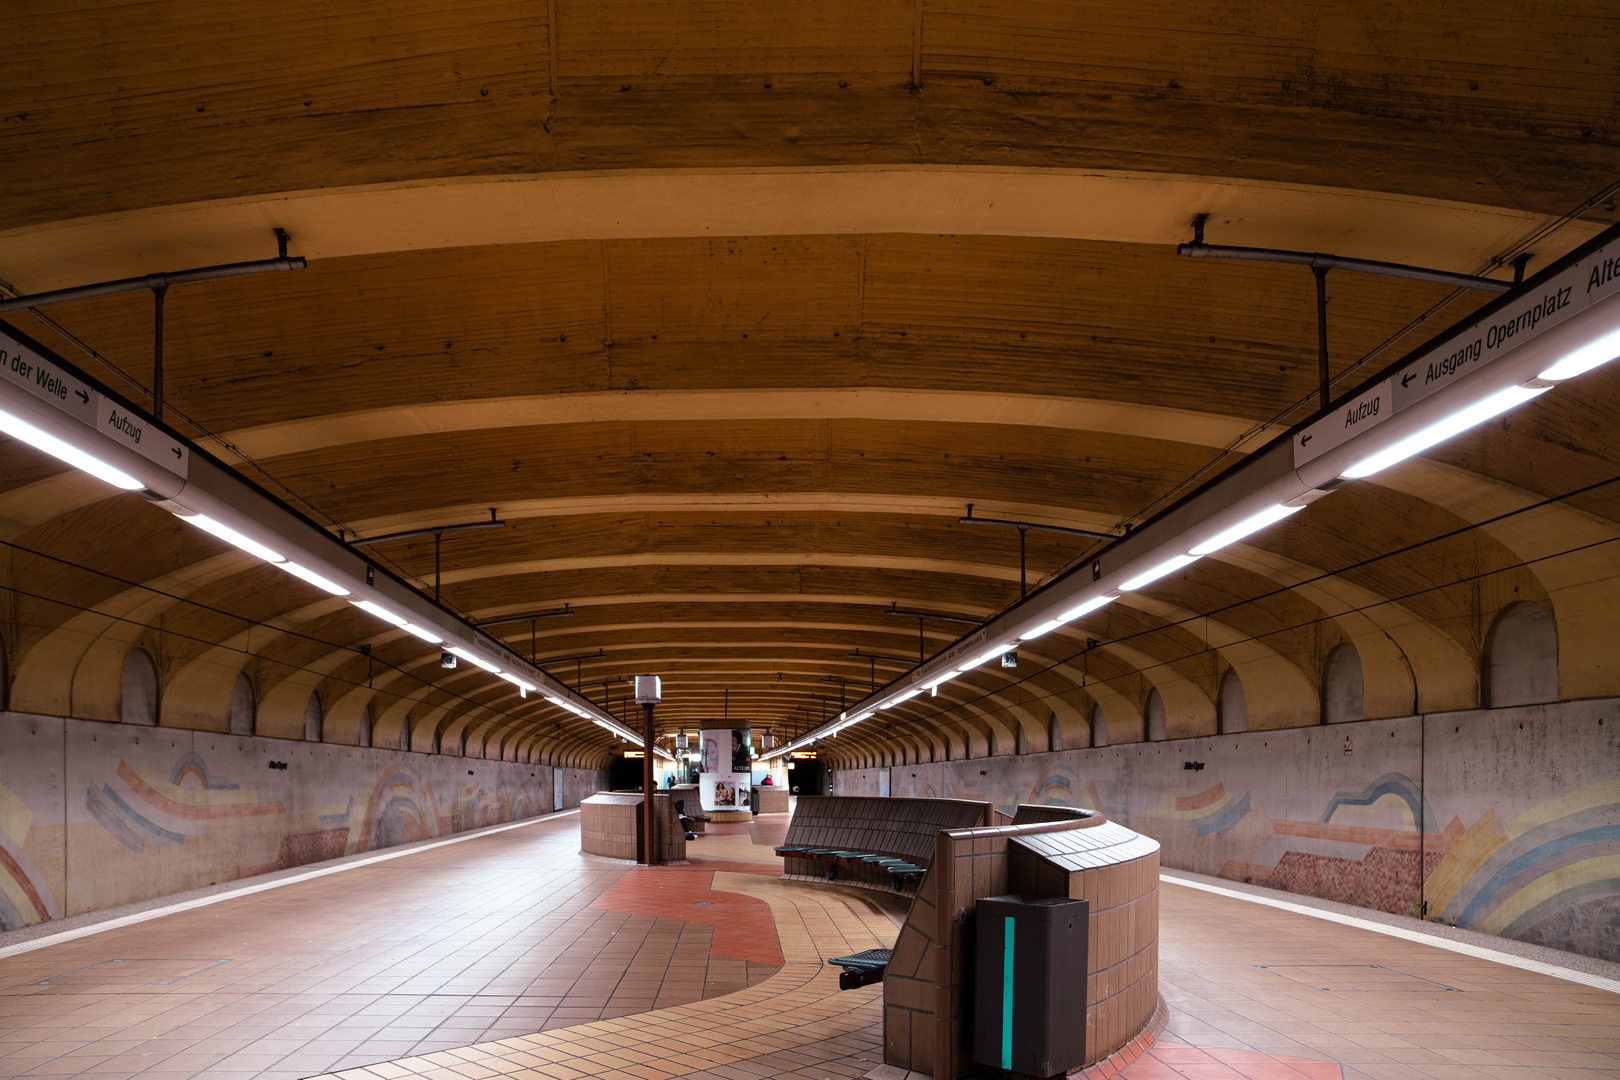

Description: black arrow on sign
[74,390,88,403]
[171,447,181,458]
[1301,434,1313,446]
[1401,373,1416,388]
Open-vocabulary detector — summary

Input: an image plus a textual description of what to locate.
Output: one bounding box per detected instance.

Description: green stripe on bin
[1001,916,1014,1071]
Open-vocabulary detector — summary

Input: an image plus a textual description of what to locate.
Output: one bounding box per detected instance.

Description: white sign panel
[0,326,189,482]
[1295,236,1620,470]
[0,338,98,426]
[93,394,190,474]
[1294,379,1392,466]
[1390,261,1587,413]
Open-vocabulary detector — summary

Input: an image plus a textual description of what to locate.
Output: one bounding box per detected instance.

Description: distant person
[762,774,773,785]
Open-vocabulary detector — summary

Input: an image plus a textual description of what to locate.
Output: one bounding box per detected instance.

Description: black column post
[640,701,657,865]
[151,284,168,422]
[1314,265,1330,410]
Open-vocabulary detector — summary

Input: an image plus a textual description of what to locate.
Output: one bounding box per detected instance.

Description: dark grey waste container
[973,894,1089,1077]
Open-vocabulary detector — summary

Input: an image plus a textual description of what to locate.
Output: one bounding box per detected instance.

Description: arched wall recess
[326,684,381,746]
[1048,711,1063,752]
[1123,592,1318,730]
[1485,601,1559,707]
[1323,644,1364,724]
[122,648,159,726]
[229,672,255,735]
[303,692,323,742]
[1219,670,1247,734]
[1372,460,1617,700]
[0,631,9,711]
[1090,701,1108,747]
[1220,547,1460,715]
[1102,640,1214,739]
[1145,687,1167,742]
[16,551,249,721]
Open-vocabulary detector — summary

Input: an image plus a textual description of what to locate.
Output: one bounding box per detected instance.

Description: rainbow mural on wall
[84,754,285,854]
[899,716,1619,962]
[0,781,59,931]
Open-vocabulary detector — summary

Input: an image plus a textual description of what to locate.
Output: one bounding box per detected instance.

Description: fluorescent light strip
[0,406,146,490]
[1121,554,1198,591]
[352,600,407,627]
[1020,618,1066,640]
[923,668,961,689]
[1342,386,1550,479]
[399,622,443,644]
[279,561,350,595]
[1189,504,1304,556]
[176,512,286,564]
[499,671,537,693]
[891,689,922,705]
[447,646,501,673]
[1058,594,1116,621]
[964,642,1014,670]
[1538,326,1620,382]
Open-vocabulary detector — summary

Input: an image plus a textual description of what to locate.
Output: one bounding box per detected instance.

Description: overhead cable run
[764,220,1620,760]
[0,318,670,759]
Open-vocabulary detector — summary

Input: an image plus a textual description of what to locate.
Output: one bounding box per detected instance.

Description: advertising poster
[731,727,752,772]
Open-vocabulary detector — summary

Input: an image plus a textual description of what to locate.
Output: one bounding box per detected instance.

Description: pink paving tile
[1174,1063,1248,1080]
[590,867,784,966]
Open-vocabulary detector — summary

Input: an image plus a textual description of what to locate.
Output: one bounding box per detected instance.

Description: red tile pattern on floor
[591,866,785,966]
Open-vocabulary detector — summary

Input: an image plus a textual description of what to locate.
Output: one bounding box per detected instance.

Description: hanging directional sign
[1295,237,1620,470]
[1,337,98,426]
[0,325,188,481]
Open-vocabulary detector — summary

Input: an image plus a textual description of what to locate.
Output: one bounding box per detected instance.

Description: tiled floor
[0,815,782,1079]
[0,808,1616,1080]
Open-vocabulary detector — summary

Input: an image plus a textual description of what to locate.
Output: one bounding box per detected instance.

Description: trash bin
[973,894,1089,1077]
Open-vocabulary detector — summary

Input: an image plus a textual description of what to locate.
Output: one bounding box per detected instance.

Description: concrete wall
[0,709,606,930]
[891,697,1620,962]
[831,767,884,796]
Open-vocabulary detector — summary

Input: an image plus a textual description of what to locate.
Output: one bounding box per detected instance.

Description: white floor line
[1160,870,1620,996]
[0,809,581,962]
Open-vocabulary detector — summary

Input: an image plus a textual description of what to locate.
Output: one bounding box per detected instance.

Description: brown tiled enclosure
[580,791,686,863]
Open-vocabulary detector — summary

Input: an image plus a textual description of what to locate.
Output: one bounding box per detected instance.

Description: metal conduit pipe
[1177,241,1512,293]
[0,256,308,313]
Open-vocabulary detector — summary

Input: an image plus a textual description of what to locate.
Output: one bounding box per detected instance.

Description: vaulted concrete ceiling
[2,0,1618,767]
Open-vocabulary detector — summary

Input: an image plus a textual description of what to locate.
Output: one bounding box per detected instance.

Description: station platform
[0,810,1615,1080]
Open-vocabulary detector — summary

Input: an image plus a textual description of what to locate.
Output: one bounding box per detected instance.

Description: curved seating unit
[774,795,994,893]
[579,791,686,863]
[880,805,1161,1079]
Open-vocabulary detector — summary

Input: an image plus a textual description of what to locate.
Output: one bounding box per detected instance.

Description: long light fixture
[280,561,350,595]
[1058,594,1117,621]
[761,225,1620,761]
[176,511,285,564]
[0,406,144,490]
[447,646,500,673]
[1120,554,1199,591]
[0,320,678,761]
[1189,504,1304,555]
[1341,386,1551,478]
[1538,326,1620,381]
